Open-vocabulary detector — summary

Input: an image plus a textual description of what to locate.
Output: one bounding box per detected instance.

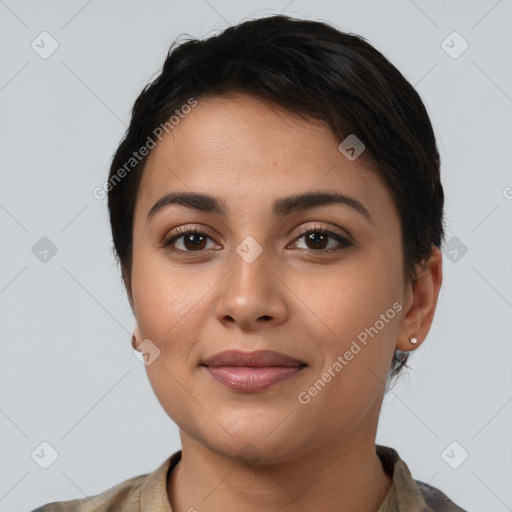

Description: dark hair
[107,14,444,385]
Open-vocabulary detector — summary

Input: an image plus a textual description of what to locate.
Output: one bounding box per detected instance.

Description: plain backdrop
[1,1,511,511]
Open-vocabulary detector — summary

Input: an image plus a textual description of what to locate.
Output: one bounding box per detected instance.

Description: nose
[214,245,288,331]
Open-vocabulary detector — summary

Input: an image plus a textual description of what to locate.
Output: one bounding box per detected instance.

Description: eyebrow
[146,190,373,224]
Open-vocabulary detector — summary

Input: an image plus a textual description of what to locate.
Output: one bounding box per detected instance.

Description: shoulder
[30,472,147,512]
[416,480,468,512]
[376,444,467,512]
[30,451,181,512]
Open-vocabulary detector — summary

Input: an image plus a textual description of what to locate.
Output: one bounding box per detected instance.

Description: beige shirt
[32,444,466,511]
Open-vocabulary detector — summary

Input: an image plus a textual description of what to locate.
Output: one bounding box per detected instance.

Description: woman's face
[129,94,415,462]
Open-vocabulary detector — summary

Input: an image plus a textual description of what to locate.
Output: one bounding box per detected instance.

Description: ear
[124,270,141,350]
[131,324,141,350]
[396,245,443,351]
[122,268,137,317]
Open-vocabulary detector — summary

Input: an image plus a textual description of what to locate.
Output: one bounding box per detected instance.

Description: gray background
[1,1,511,511]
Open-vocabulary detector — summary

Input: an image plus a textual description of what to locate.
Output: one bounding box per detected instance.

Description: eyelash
[161,225,353,256]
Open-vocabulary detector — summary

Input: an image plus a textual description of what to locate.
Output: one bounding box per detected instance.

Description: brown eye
[181,232,208,251]
[291,227,353,253]
[304,231,329,250]
[163,228,220,253]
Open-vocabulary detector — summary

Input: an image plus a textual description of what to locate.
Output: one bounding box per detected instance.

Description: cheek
[131,242,212,333]
[296,250,403,398]
[130,228,404,441]
[296,249,403,343]
[294,289,401,440]
[130,247,217,394]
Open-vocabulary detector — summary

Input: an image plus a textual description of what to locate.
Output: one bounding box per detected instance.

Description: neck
[167,430,393,512]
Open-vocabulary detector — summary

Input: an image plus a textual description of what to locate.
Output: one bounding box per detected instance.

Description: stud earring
[409,336,418,345]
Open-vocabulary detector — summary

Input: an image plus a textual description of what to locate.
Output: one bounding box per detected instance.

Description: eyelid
[291,223,353,243]
[162,225,220,251]
[288,224,353,253]
[173,224,216,238]
[162,223,353,254]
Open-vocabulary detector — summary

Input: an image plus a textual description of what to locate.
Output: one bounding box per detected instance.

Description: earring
[409,336,418,345]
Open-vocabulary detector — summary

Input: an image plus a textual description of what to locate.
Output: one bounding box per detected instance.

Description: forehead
[134,94,397,226]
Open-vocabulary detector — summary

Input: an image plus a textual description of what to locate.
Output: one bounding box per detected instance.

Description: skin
[125,93,443,512]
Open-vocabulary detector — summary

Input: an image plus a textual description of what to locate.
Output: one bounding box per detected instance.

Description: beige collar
[138,445,432,511]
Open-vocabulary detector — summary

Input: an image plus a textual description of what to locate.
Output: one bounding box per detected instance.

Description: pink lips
[201,350,306,392]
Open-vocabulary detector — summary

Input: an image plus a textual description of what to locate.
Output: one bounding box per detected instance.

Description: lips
[201,349,305,368]
[201,350,307,392]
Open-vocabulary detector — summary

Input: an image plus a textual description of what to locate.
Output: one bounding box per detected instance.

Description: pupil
[187,234,205,249]
[308,232,326,249]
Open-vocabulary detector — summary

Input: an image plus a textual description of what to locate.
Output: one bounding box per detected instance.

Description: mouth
[200,350,307,392]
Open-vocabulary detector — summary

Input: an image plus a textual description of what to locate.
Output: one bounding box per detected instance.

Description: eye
[289,226,353,254]
[162,225,353,256]
[163,227,220,253]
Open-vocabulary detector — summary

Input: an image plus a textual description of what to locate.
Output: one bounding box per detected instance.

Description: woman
[33,14,466,512]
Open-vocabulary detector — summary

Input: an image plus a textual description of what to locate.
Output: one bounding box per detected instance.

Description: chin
[198,424,308,466]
